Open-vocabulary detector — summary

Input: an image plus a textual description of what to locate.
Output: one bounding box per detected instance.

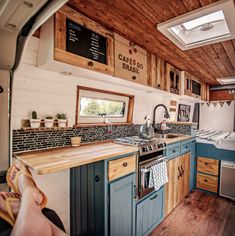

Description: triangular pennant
[219,102,224,107]
[226,101,232,106]
[201,103,205,106]
[213,102,217,107]
[207,102,210,107]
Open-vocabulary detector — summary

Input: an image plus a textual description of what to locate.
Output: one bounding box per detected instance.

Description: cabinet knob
[123,162,128,167]
[185,146,188,149]
[95,175,100,182]
[205,162,208,165]
[132,76,136,80]
[204,179,208,182]
[157,84,161,88]
[88,61,94,66]
[173,150,176,153]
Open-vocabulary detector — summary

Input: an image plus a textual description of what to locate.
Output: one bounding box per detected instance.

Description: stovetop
[114,136,166,156]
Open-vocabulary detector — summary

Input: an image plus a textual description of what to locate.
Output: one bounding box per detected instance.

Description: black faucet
[152,104,170,131]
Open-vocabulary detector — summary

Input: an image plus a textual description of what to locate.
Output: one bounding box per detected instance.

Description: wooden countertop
[14,142,138,175]
[162,135,192,144]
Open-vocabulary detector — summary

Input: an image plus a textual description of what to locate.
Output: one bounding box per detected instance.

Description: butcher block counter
[14,142,138,175]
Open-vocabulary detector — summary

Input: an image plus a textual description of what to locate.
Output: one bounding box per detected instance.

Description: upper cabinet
[148,54,166,91]
[114,34,148,86]
[183,72,209,101]
[38,5,114,75]
[165,63,182,95]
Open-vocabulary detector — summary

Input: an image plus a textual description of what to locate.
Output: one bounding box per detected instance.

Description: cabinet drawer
[181,140,190,155]
[197,157,219,176]
[108,155,136,181]
[196,173,218,193]
[166,143,180,160]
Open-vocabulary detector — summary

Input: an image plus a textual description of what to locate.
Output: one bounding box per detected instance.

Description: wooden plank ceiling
[68,0,235,85]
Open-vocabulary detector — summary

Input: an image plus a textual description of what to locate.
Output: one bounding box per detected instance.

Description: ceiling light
[157,0,235,50]
[217,77,235,85]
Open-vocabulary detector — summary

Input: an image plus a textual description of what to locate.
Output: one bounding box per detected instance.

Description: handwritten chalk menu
[66,18,107,64]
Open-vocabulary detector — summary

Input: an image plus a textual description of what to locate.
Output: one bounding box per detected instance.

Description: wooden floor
[150,190,235,236]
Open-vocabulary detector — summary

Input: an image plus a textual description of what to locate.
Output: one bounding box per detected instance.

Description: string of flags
[200,101,233,107]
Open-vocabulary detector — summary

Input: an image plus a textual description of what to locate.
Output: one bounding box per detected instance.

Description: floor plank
[150,190,235,236]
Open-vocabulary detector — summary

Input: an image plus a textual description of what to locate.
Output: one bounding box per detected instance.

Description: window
[76,86,134,125]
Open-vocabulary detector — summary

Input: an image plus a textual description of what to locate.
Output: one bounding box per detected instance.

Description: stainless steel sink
[154,133,182,139]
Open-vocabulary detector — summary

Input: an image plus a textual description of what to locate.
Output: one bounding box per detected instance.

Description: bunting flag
[219,102,225,107]
[213,102,217,107]
[207,102,210,107]
[226,101,232,106]
[201,103,205,106]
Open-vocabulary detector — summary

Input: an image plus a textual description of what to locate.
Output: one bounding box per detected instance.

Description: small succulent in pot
[44,116,54,128]
[56,113,67,128]
[30,111,41,128]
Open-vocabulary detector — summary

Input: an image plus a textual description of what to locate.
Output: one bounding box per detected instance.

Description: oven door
[138,166,154,198]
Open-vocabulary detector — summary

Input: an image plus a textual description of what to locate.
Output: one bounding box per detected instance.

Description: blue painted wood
[109,173,136,236]
[190,139,196,190]
[196,143,235,161]
[136,187,164,236]
[181,140,191,155]
[70,161,105,236]
[166,142,180,160]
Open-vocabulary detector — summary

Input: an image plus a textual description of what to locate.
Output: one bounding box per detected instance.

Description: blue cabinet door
[136,188,164,236]
[190,139,196,190]
[109,174,136,236]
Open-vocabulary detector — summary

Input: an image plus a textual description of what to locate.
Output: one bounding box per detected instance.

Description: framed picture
[177,104,191,122]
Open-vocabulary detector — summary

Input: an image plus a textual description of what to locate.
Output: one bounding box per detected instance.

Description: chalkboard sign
[66,18,107,64]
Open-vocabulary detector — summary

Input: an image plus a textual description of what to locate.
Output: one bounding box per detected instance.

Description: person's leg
[9,165,66,236]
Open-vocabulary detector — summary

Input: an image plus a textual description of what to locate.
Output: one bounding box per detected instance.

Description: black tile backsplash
[13,125,140,153]
[13,123,194,153]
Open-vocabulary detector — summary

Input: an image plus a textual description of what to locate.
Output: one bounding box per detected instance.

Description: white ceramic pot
[44,119,54,128]
[30,119,41,128]
[58,119,67,128]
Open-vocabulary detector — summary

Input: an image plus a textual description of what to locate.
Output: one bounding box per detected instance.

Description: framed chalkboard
[66,18,107,64]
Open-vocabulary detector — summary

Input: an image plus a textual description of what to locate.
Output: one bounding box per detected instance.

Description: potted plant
[29,111,41,128]
[56,113,67,128]
[44,116,54,128]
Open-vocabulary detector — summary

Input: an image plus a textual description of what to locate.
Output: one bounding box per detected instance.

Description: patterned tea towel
[149,160,168,191]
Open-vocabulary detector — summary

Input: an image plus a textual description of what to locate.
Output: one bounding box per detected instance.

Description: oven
[138,149,166,199]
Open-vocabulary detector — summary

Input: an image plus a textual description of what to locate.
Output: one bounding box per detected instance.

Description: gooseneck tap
[152,104,170,128]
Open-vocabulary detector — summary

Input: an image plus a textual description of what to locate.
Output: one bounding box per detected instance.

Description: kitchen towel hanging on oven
[149,160,168,191]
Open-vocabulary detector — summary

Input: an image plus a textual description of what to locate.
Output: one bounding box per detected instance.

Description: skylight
[217,77,235,85]
[157,0,235,50]
[168,10,230,48]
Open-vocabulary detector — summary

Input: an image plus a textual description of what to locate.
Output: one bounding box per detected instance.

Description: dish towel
[149,160,168,191]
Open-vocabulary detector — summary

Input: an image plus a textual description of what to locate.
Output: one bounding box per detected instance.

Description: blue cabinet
[166,142,180,160]
[190,139,196,190]
[181,140,191,155]
[109,174,136,236]
[136,188,164,236]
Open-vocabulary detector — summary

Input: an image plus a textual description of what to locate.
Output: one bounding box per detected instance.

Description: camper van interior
[0,0,235,235]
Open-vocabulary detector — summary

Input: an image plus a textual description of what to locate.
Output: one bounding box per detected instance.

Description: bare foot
[10,164,43,206]
[0,192,20,217]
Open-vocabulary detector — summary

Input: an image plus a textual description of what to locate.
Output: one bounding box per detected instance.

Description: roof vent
[157,0,235,50]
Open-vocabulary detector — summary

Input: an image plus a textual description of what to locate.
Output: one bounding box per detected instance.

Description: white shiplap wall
[11,36,196,233]
[199,101,234,131]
